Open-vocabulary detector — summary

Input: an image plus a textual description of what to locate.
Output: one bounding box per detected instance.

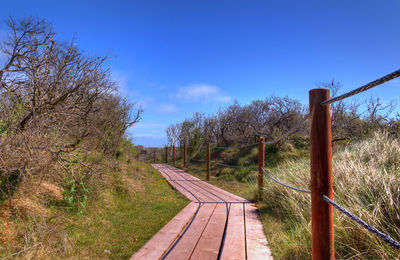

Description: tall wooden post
[309,88,334,260]
[206,142,210,180]
[154,150,156,163]
[165,147,168,163]
[258,136,265,201]
[183,143,187,167]
[173,145,176,166]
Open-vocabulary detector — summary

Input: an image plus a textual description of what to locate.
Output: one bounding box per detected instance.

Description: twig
[0,243,42,260]
[68,153,95,172]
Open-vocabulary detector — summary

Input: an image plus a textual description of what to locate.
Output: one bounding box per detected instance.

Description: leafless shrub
[0,16,141,209]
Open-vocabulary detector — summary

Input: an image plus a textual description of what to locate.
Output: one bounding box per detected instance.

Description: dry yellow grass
[260,131,400,259]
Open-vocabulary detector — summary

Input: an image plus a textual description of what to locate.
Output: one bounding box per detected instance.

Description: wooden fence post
[309,88,334,260]
[184,143,187,167]
[258,136,265,201]
[206,142,210,180]
[165,146,168,163]
[173,145,176,166]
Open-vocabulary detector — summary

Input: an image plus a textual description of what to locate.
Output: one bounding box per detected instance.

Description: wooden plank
[190,203,228,260]
[163,164,200,181]
[165,203,217,260]
[189,181,231,202]
[244,204,273,260]
[178,171,201,180]
[130,202,198,260]
[159,166,219,202]
[161,166,183,180]
[167,181,199,202]
[180,181,222,202]
[220,203,246,260]
[172,180,212,202]
[148,164,273,260]
[194,181,247,202]
[188,181,232,202]
[168,166,200,181]
[157,167,174,180]
[157,169,198,201]
[153,165,198,201]
[163,165,248,202]
[164,167,199,182]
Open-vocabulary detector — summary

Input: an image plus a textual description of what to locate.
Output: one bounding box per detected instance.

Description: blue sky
[1,0,399,147]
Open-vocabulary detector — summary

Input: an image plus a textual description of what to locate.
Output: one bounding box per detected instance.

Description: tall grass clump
[260,131,400,259]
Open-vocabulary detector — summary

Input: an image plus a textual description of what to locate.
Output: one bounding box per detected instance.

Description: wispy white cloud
[176,84,231,103]
[136,95,179,114]
[136,95,155,110]
[133,122,166,130]
[155,103,179,114]
[129,121,166,139]
[111,70,131,95]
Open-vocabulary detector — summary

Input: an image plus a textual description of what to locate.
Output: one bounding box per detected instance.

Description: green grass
[0,146,189,259]
[64,161,189,259]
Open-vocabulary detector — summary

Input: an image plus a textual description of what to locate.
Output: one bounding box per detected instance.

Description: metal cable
[189,158,206,163]
[322,195,400,249]
[321,69,400,106]
[261,113,310,145]
[212,146,231,150]
[212,161,257,169]
[261,167,311,194]
[213,142,259,150]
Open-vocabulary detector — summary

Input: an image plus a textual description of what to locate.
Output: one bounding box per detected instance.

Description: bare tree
[0,16,142,206]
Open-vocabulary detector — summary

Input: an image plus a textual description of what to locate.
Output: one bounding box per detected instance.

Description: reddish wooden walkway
[131,164,273,260]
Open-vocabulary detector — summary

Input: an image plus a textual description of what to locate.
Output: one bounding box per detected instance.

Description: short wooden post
[206,142,210,180]
[258,136,265,201]
[165,147,168,163]
[153,150,156,163]
[173,145,176,166]
[183,143,187,167]
[309,88,334,260]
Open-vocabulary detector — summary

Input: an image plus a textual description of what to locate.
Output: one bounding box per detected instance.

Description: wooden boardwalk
[131,164,273,260]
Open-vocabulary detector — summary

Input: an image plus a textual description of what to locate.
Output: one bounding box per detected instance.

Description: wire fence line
[320,69,400,106]
[260,160,400,249]
[212,161,257,169]
[321,195,400,249]
[189,158,206,163]
[261,167,311,194]
[212,142,258,150]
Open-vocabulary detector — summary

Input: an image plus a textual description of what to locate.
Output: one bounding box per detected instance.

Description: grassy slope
[0,159,188,259]
[65,161,189,259]
[172,132,400,259]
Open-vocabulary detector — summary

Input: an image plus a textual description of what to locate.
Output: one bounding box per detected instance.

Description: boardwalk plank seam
[131,164,272,260]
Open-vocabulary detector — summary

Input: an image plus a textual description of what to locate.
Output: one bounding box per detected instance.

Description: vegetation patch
[172,131,400,259]
[64,161,188,259]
